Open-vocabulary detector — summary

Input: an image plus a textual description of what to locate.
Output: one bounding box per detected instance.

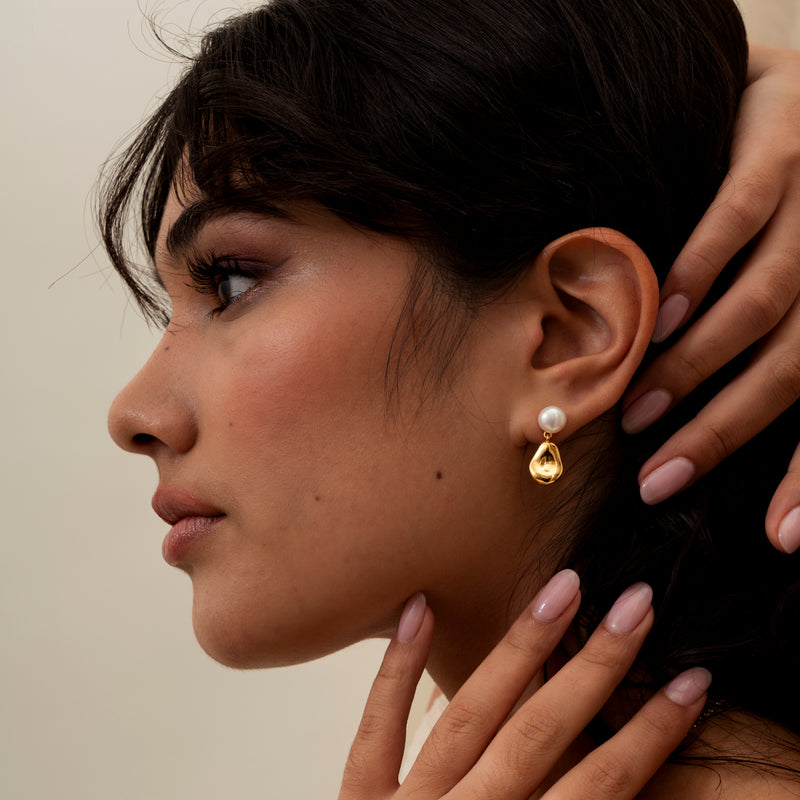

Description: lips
[152,487,225,565]
[152,487,225,525]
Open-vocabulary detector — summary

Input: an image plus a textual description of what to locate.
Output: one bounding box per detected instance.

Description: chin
[189,592,375,670]
[191,606,307,669]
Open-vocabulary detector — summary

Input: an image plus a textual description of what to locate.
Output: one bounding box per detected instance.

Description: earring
[529,406,566,485]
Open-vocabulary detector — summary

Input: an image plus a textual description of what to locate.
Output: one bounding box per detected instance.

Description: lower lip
[162,516,224,565]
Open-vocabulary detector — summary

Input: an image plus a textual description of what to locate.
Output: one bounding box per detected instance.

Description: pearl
[538,406,566,435]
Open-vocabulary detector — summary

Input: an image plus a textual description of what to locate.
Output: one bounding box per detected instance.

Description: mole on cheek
[436,471,443,480]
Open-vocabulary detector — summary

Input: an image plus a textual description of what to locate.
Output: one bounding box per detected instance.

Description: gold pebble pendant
[529,432,563,485]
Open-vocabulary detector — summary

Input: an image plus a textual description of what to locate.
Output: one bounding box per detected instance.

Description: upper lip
[151,487,225,525]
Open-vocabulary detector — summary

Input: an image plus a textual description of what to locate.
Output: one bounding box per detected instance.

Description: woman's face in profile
[108,182,536,668]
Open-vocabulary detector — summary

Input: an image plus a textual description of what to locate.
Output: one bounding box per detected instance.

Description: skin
[109,181,800,798]
[105,43,800,800]
[341,593,800,799]
[108,159,666,677]
[109,184,560,675]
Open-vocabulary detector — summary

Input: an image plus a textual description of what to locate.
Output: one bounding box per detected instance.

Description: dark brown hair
[99,0,800,754]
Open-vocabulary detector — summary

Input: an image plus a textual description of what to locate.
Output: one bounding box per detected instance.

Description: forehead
[153,176,405,274]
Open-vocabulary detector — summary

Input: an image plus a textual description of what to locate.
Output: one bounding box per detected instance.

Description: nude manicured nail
[652,294,690,343]
[778,507,800,554]
[640,458,695,505]
[622,389,673,434]
[604,583,653,634]
[397,593,427,643]
[532,569,580,622]
[665,667,712,706]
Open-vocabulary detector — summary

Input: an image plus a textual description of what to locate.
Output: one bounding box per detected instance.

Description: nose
[108,333,198,460]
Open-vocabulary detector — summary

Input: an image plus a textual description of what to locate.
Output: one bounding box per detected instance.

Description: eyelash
[185,251,259,316]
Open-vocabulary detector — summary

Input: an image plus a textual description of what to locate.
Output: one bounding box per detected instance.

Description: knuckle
[413,731,452,780]
[581,752,635,799]
[576,642,625,672]
[503,622,543,659]
[696,419,735,464]
[375,656,408,688]
[767,248,800,289]
[723,170,773,229]
[736,287,786,334]
[668,348,712,393]
[508,705,565,751]
[767,349,800,409]
[676,244,721,285]
[737,250,800,331]
[340,750,372,796]
[721,188,763,234]
[637,706,682,743]
[352,710,384,745]
[469,763,511,798]
[438,702,488,740]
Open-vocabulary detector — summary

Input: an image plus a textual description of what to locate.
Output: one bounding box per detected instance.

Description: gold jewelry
[529,406,566,485]
[691,698,731,731]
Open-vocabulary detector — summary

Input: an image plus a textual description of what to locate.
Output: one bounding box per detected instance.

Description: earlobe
[509,228,659,446]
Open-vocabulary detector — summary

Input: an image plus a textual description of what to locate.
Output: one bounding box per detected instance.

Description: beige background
[1,1,797,798]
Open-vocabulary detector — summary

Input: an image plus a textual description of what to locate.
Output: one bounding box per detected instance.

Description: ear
[507,228,659,447]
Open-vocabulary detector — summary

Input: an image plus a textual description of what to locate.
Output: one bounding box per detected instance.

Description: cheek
[214,298,395,481]
[182,278,523,668]
[185,295,426,666]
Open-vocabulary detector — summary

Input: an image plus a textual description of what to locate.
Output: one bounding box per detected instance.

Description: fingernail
[397,593,427,643]
[665,667,712,706]
[640,458,695,505]
[778,507,800,554]
[652,294,690,343]
[532,569,580,622]
[604,583,653,634]
[621,389,673,434]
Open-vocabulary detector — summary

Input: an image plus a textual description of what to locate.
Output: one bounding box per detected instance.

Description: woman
[102,0,800,796]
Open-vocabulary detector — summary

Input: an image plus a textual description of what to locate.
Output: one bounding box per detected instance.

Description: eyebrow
[150,200,234,293]
[164,199,228,260]
[161,197,288,264]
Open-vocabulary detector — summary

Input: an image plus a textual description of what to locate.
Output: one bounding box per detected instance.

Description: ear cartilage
[529,406,566,485]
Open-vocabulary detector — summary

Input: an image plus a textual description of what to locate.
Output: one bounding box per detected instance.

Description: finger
[542,668,711,800]
[459,583,655,800]
[633,299,800,506]
[654,165,783,343]
[404,570,581,794]
[623,206,800,435]
[765,442,800,554]
[339,594,434,799]
[653,44,800,344]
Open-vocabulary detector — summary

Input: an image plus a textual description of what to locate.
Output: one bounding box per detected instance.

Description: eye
[185,253,270,315]
[217,273,256,307]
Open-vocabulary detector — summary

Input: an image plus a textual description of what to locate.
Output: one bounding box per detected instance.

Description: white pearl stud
[538,406,566,436]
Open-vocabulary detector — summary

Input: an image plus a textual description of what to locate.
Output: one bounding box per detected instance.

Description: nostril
[132,432,157,447]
